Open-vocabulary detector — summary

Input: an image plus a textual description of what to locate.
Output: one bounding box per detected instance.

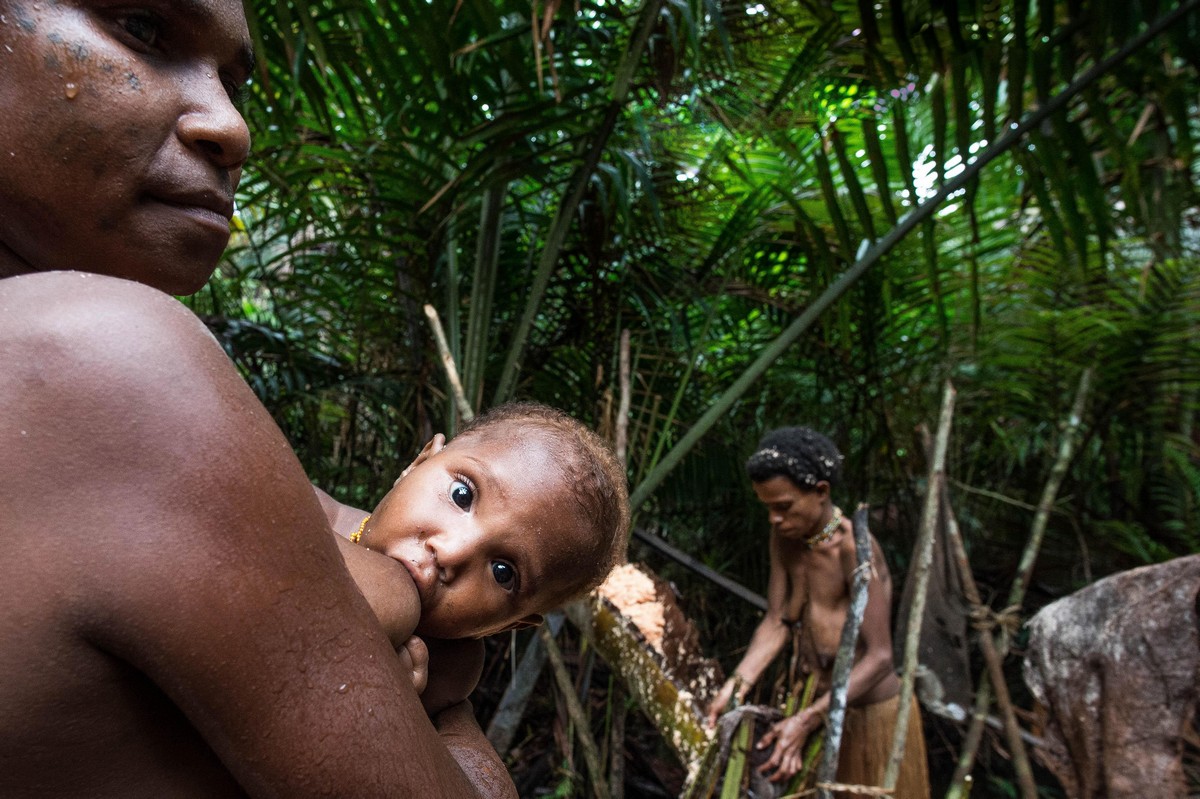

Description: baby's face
[361,431,589,639]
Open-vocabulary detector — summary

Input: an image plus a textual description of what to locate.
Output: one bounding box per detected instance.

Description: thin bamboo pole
[616,329,632,466]
[816,504,874,799]
[609,328,632,799]
[1003,367,1094,648]
[540,626,611,799]
[947,367,1093,796]
[883,382,955,790]
[940,482,1037,799]
[423,303,474,422]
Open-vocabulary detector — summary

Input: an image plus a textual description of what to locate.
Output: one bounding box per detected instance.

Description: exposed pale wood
[817,504,874,799]
[422,303,474,422]
[883,382,955,790]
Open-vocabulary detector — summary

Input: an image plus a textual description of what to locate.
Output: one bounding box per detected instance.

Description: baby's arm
[421,637,486,716]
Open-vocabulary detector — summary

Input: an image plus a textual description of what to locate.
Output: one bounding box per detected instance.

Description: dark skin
[703,477,900,783]
[0,1,514,795]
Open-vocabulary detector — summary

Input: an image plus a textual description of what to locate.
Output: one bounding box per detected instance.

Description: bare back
[0,273,473,797]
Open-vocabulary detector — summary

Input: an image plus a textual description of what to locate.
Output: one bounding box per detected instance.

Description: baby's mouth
[398,556,435,600]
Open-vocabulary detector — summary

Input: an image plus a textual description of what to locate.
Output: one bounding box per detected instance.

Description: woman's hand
[704,674,747,727]
[755,707,822,783]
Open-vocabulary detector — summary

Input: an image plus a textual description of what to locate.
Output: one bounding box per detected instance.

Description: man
[704,427,929,797]
[0,2,513,796]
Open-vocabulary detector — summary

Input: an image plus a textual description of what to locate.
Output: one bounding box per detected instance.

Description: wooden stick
[616,329,631,467]
[816,504,873,799]
[940,482,1037,799]
[609,328,632,799]
[947,367,1093,795]
[1003,367,1094,647]
[486,613,564,755]
[540,625,611,799]
[882,381,955,790]
[609,681,626,799]
[947,684,990,798]
[422,303,474,422]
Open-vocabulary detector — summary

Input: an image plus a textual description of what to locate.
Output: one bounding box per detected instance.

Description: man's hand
[755,708,822,782]
[395,635,429,697]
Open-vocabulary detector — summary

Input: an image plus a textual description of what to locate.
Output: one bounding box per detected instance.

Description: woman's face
[752,475,830,541]
[0,0,253,294]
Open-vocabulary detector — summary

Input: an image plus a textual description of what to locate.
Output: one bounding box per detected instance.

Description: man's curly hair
[745,426,843,490]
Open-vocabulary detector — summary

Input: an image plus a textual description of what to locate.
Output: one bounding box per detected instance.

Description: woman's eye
[491,561,516,590]
[118,12,164,48]
[449,479,474,510]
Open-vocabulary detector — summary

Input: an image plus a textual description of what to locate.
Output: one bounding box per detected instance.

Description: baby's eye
[491,561,517,591]
[449,479,474,510]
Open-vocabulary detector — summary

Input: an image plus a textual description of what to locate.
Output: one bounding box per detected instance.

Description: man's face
[0,0,253,294]
[362,431,590,640]
[752,475,829,540]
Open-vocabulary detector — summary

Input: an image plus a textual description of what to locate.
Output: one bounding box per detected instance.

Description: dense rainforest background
[189,0,1200,795]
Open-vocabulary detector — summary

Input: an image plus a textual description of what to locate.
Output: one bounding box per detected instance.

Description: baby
[320,402,630,714]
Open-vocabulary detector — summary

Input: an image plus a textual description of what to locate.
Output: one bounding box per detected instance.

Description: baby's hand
[395,635,429,696]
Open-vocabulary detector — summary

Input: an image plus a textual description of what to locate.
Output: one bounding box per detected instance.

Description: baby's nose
[426,531,474,581]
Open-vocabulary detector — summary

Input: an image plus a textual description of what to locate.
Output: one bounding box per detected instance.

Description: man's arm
[10,274,500,797]
[705,530,793,725]
[434,701,519,799]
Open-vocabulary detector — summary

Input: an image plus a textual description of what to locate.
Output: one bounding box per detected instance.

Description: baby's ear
[394,433,446,486]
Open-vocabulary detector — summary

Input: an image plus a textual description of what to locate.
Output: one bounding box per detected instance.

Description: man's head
[746,427,843,540]
[0,0,253,294]
[361,402,630,639]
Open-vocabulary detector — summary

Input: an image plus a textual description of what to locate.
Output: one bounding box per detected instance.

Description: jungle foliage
[189,0,1200,794]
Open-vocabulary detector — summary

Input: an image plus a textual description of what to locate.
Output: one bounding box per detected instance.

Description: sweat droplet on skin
[64,82,78,99]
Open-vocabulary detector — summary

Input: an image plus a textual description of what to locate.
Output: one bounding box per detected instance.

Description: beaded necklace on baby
[350,515,370,544]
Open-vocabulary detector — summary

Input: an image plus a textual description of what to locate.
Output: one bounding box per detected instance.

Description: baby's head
[361,402,629,639]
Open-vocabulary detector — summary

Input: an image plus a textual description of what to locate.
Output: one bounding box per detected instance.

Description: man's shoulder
[1,271,226,415]
[1,271,209,348]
